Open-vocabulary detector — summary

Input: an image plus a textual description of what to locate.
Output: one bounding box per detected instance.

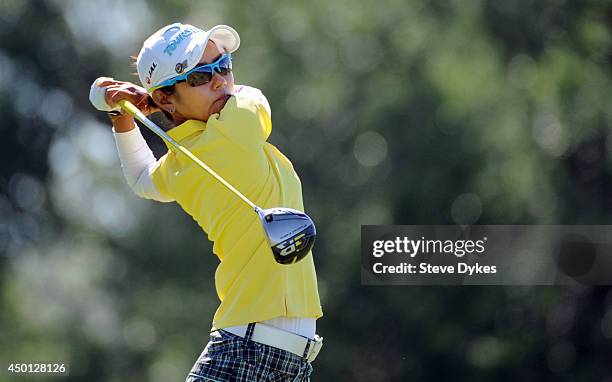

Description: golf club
[117,99,316,265]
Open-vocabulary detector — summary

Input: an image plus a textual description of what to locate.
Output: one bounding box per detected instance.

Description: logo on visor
[175,60,188,74]
[163,28,196,56]
[148,62,157,76]
[145,62,157,85]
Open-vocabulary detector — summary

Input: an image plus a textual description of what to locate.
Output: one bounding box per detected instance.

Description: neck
[172,114,188,126]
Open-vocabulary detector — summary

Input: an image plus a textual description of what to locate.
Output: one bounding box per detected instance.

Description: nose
[211,71,227,90]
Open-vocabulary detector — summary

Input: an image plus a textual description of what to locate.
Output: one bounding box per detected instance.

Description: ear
[151,89,176,114]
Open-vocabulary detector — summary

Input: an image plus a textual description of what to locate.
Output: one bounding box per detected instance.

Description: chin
[212,97,230,115]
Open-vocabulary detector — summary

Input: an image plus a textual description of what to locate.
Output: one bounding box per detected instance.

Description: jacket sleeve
[113,125,174,203]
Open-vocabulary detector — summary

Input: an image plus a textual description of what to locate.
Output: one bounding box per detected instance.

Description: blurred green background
[2,0,612,381]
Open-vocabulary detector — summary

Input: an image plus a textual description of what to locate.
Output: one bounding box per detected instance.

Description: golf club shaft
[117,100,258,211]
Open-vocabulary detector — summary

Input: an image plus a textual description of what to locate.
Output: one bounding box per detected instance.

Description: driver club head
[256,207,317,265]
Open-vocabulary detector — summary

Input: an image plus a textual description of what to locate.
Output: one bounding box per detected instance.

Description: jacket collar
[166,119,207,142]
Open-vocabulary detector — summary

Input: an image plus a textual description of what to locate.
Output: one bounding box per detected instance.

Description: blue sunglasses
[152,53,232,91]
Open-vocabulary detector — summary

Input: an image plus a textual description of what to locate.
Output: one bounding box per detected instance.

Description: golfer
[90,23,323,381]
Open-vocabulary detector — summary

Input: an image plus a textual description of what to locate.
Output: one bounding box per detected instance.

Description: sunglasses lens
[184,55,232,87]
[187,71,213,86]
[220,56,232,68]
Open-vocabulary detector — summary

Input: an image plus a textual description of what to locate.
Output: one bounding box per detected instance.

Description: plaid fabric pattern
[185,324,314,382]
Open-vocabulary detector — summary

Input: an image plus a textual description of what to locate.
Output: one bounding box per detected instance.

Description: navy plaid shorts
[185,324,313,382]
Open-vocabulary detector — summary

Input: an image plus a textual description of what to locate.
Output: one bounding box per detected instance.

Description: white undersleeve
[113,125,174,203]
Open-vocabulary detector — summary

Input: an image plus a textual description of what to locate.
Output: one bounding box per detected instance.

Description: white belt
[222,323,323,363]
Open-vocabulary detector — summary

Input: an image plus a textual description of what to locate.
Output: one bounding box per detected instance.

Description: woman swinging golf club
[89,23,323,381]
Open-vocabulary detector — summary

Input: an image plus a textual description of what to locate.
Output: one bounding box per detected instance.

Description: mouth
[209,94,231,115]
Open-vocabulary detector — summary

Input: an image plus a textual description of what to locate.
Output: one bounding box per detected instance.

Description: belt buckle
[306,334,323,363]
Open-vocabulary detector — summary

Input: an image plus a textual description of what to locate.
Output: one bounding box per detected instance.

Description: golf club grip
[116,99,258,211]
